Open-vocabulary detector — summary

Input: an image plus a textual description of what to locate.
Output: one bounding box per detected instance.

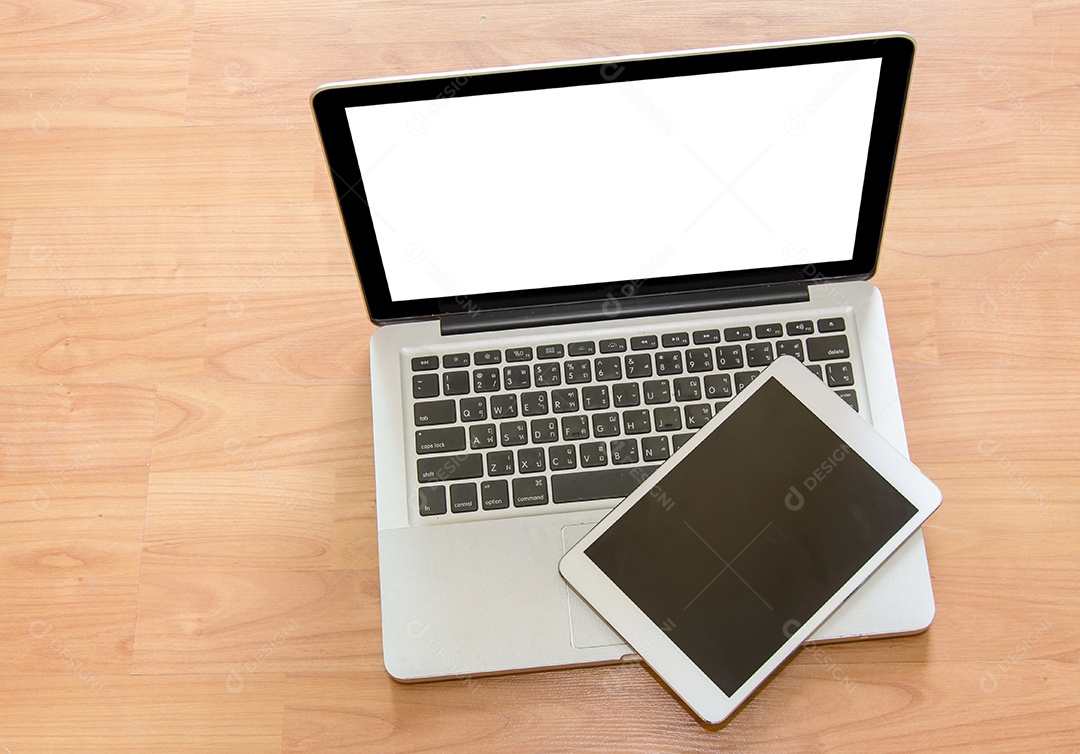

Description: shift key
[417,453,483,482]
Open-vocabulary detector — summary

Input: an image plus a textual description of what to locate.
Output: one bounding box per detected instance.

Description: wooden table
[1,2,1077,751]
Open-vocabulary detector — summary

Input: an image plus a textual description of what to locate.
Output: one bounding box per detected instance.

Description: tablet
[559,355,941,724]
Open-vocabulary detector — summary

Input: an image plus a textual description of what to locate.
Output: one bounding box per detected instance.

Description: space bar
[551,465,661,504]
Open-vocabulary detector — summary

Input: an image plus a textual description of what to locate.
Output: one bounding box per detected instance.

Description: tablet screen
[584,377,917,696]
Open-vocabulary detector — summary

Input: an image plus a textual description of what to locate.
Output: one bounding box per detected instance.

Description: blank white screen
[347,58,881,302]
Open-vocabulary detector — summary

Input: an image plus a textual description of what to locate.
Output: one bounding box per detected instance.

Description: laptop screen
[346,59,880,304]
[313,36,914,323]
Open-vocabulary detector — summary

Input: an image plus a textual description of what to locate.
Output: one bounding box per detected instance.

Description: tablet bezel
[558,355,941,724]
[310,34,915,324]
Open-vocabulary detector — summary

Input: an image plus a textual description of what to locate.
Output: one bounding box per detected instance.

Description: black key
[520,393,548,423]
[474,349,501,365]
[643,379,671,404]
[787,320,814,336]
[715,345,743,370]
[415,426,467,455]
[624,353,653,378]
[594,356,622,381]
[693,329,721,344]
[548,445,577,471]
[564,359,592,384]
[481,480,510,510]
[776,340,804,361]
[582,385,610,410]
[704,374,732,400]
[418,486,446,516]
[818,317,846,332]
[443,353,470,368]
[523,388,551,416]
[537,344,564,359]
[414,399,455,426]
[578,442,608,468]
[600,338,627,353]
[489,393,518,419]
[684,403,712,428]
[592,412,620,437]
[469,424,496,449]
[674,377,701,402]
[807,334,850,362]
[417,453,483,482]
[655,351,683,375]
[714,401,730,413]
[450,483,478,513]
[623,410,651,435]
[459,397,487,422]
[473,368,500,392]
[755,323,783,339]
[610,439,639,465]
[691,328,717,345]
[654,406,682,431]
[806,364,824,380]
[641,436,670,462]
[499,421,527,446]
[734,371,760,393]
[503,365,531,389]
[550,465,659,503]
[568,341,596,356]
[513,477,549,507]
[534,362,561,387]
[443,371,470,396]
[835,389,859,411]
[505,347,533,362]
[412,373,440,399]
[486,450,514,476]
[631,335,658,350]
[672,433,694,453]
[530,418,559,444]
[745,342,774,368]
[662,332,689,347]
[551,388,579,413]
[826,362,855,387]
[612,382,640,408]
[412,356,439,372]
[685,347,713,373]
[517,448,546,473]
[724,326,752,341]
[562,415,590,441]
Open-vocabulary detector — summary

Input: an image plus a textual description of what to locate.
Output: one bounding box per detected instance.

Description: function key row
[414,363,853,429]
[412,336,849,398]
[410,319,845,371]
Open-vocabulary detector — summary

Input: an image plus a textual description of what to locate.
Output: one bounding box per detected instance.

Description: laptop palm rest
[378,512,632,680]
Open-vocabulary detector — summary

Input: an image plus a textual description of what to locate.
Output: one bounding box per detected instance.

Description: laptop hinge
[440,283,810,336]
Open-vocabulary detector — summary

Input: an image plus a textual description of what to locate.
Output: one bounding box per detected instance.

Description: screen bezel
[311,35,914,324]
[558,356,941,724]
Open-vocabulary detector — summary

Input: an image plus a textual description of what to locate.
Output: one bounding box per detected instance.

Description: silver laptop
[312,32,935,680]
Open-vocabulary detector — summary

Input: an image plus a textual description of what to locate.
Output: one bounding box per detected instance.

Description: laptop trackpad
[561,522,626,649]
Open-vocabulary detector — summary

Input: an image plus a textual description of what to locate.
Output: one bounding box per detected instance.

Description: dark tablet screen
[585,377,916,696]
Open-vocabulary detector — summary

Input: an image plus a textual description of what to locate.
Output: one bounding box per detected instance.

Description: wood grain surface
[1,1,1078,751]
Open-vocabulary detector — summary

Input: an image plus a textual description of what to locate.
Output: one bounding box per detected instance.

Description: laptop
[311,32,936,680]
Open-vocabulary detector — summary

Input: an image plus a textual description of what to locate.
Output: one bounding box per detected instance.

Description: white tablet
[559,355,941,724]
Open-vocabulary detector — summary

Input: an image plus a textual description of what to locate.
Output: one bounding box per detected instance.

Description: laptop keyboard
[407,317,858,518]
